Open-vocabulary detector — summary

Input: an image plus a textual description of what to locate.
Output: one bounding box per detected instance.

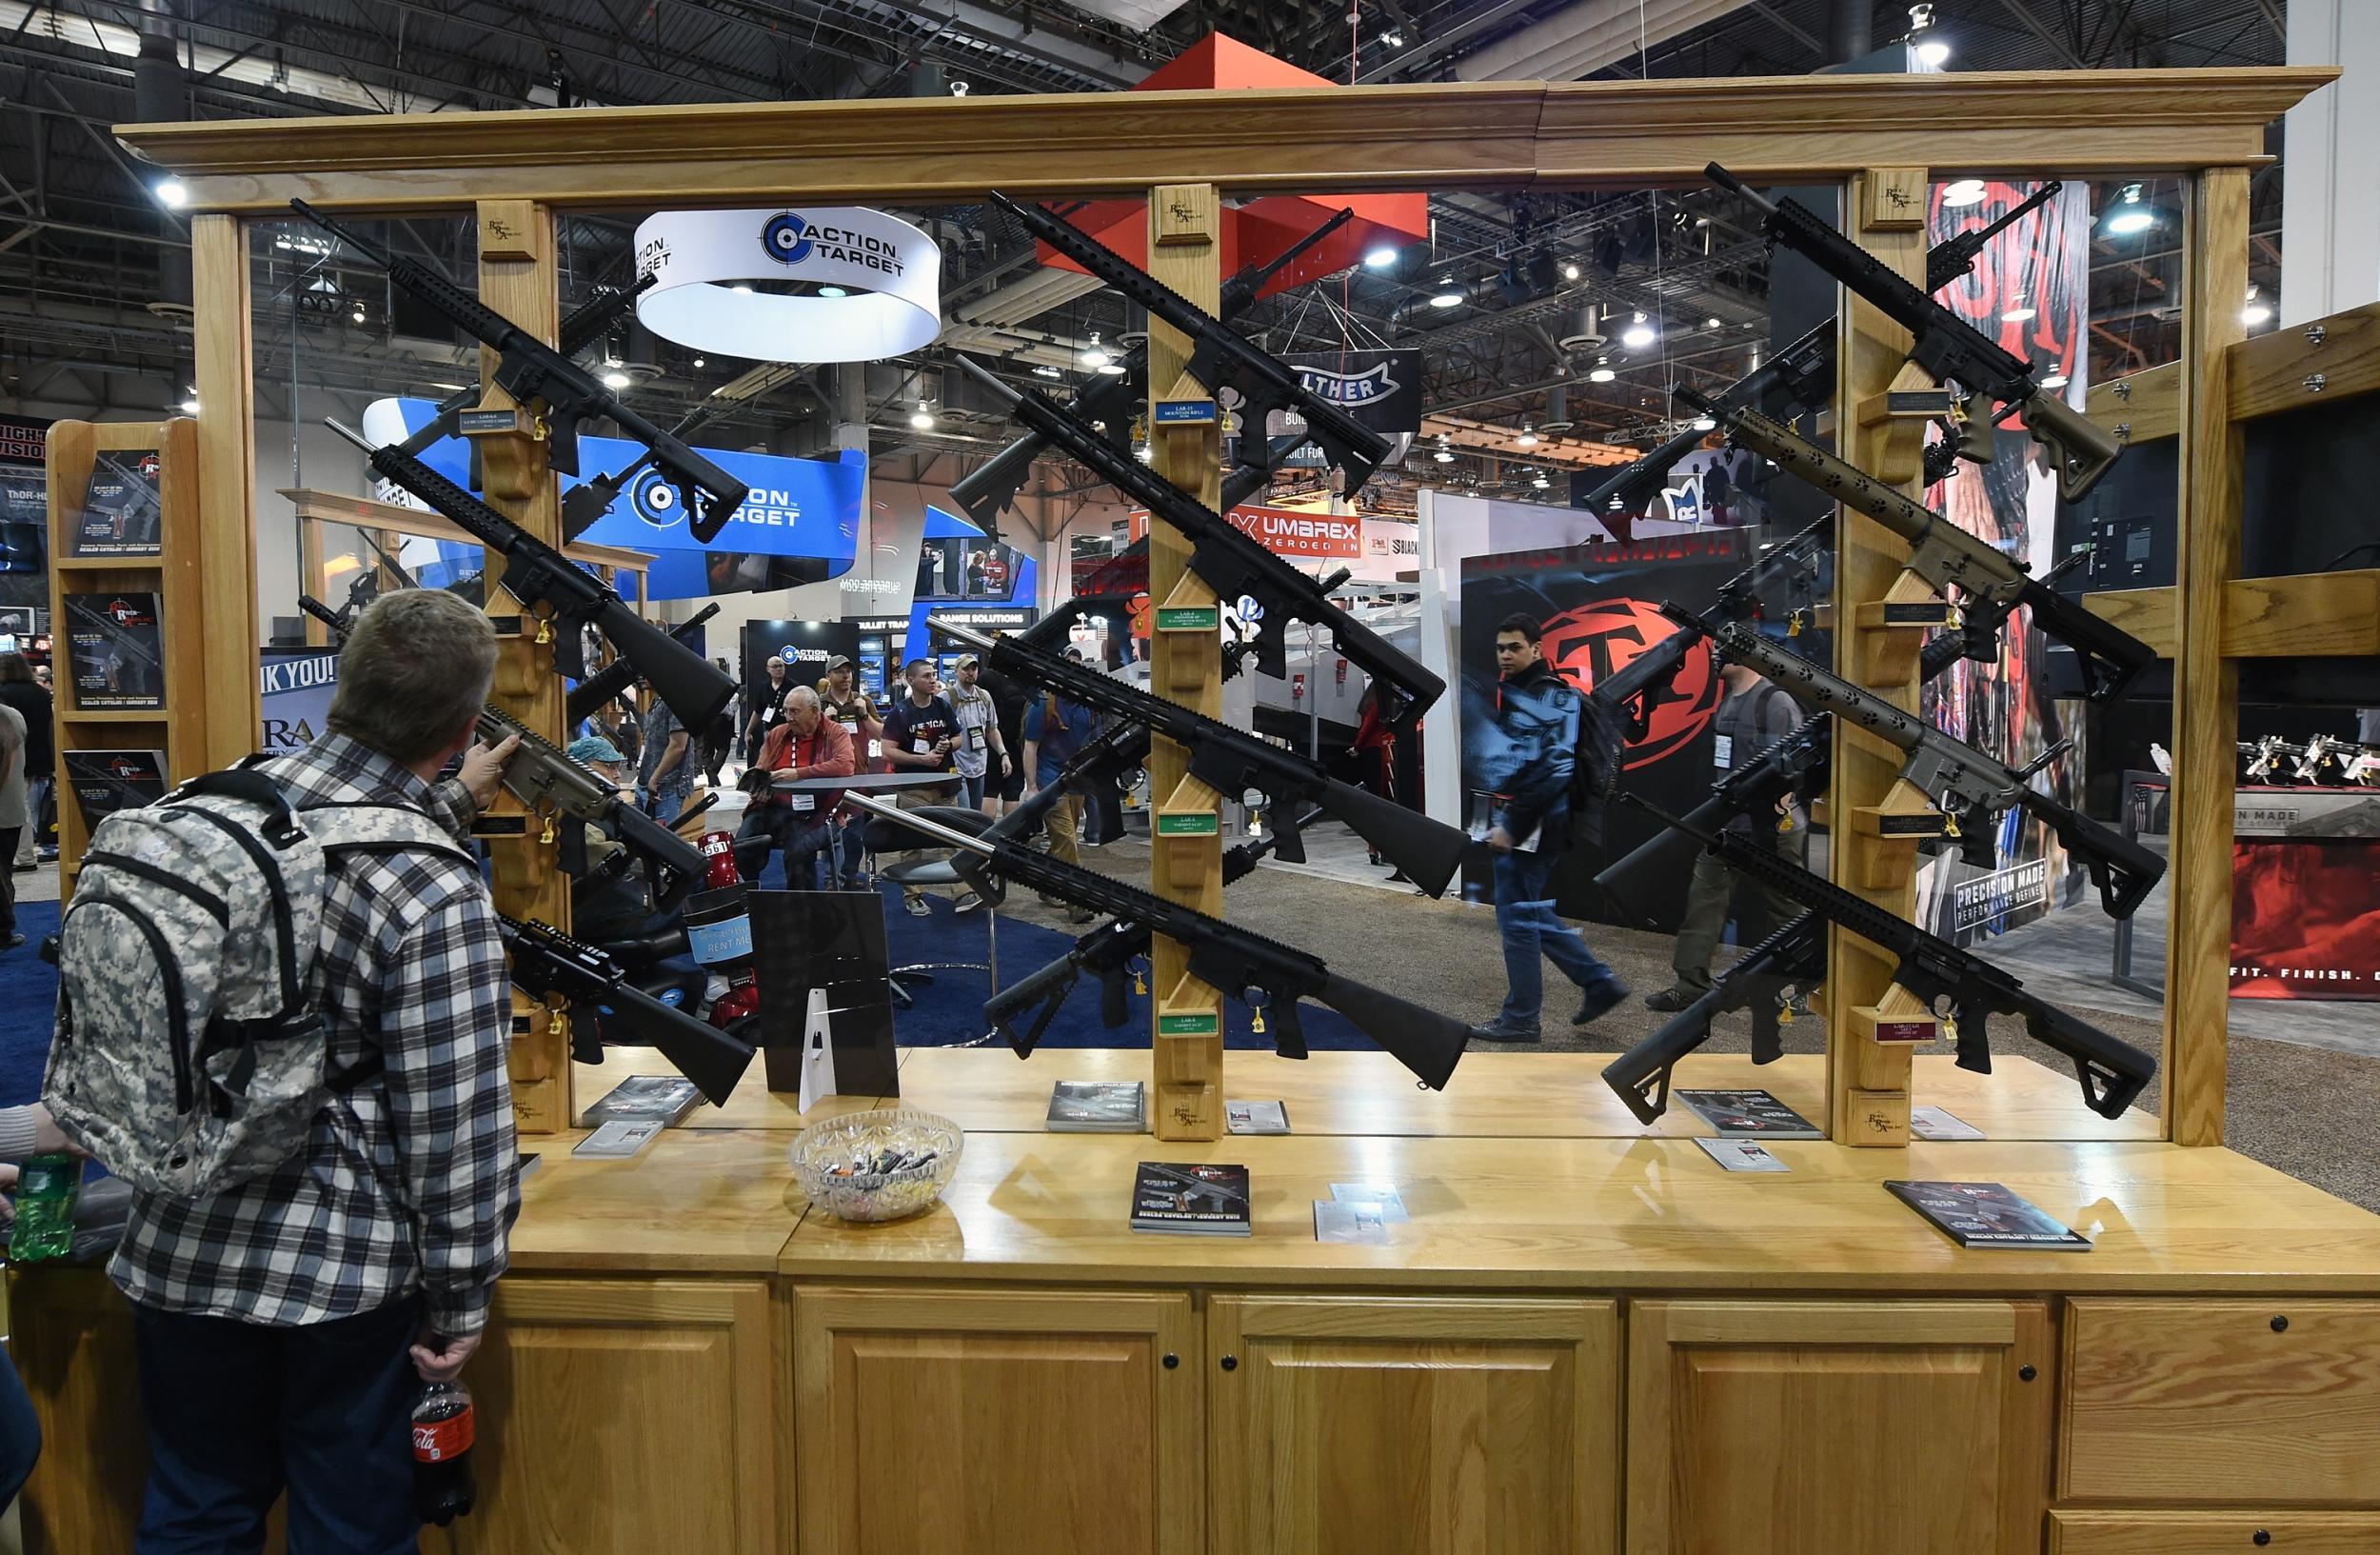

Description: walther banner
[1264,349,1422,466]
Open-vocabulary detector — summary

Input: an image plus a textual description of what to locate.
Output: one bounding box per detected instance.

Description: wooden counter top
[511,1128,805,1274]
[777,1132,2380,1295]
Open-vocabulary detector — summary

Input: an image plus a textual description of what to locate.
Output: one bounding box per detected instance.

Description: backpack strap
[298,801,476,869]
[169,768,307,848]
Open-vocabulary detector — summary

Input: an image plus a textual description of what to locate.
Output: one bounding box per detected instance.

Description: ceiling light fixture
[2039,369,2070,389]
[1031,363,1062,379]
[1691,415,1717,431]
[692,356,705,368]
[602,369,632,390]
[2241,297,2274,328]
[2104,184,2155,237]
[1433,445,1455,463]
[179,391,200,414]
[1589,362,1617,384]
[1081,333,1111,369]
[1909,3,1950,67]
[1621,310,1656,349]
[1515,425,1539,448]
[1703,316,1721,329]
[1940,178,1989,209]
[1531,474,1551,490]
[2001,295,2035,322]
[1429,279,1463,309]
[1561,262,1581,281]
[910,405,935,429]
[1363,245,1399,269]
[1096,361,1126,375]
[154,178,188,209]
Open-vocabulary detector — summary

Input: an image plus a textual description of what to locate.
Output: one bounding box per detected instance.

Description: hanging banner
[1128,503,1360,562]
[1276,350,1422,433]
[632,207,942,363]
[260,648,340,754]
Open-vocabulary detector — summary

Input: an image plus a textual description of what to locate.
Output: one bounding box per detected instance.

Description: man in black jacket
[1469,613,1628,1044]
[0,654,50,872]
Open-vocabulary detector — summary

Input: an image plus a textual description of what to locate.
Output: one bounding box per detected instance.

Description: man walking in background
[114,588,519,1550]
[879,658,959,917]
[1021,682,1098,925]
[1469,612,1627,1044]
[0,654,50,873]
[1645,660,1807,1010]
[638,690,693,827]
[946,654,1007,812]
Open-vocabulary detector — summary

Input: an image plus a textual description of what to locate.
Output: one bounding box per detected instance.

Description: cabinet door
[793,1286,1200,1555]
[1628,1300,2053,1555]
[1210,1294,1620,1555]
[424,1277,779,1555]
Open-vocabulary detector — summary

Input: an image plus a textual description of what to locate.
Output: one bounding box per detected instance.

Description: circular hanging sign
[632,207,942,363]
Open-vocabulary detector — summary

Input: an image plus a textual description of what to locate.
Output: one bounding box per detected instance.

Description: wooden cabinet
[424,1276,780,1555]
[791,1286,1201,1555]
[10,1267,149,1555]
[2062,1299,2380,1504]
[1208,1294,1620,1555]
[1627,1299,2053,1555]
[2050,1510,2380,1553]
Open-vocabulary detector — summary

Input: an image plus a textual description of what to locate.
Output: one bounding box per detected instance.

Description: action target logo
[625,468,682,530]
[762,211,815,266]
[1538,597,1718,769]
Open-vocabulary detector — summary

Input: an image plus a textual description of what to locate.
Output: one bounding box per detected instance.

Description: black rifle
[560,405,722,543]
[931,613,1468,895]
[396,273,658,464]
[989,192,1393,494]
[1705,163,2120,502]
[985,810,1317,1056]
[951,208,1356,533]
[323,418,734,733]
[847,792,1469,1089]
[1587,620,1699,747]
[292,201,748,543]
[1595,712,1833,927]
[565,603,722,727]
[1626,795,2155,1120]
[1713,516,1831,634]
[502,914,756,1106]
[299,594,706,908]
[1915,548,2093,684]
[1926,181,2063,292]
[954,356,1440,728]
[1663,604,2163,918]
[1600,913,1827,1126]
[1679,386,2151,702]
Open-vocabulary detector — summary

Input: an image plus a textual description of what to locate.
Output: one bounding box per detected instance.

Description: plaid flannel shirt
[111,734,520,1335]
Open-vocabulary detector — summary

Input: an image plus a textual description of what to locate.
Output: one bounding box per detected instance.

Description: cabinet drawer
[2052,1510,2380,1554]
[2063,1299,2380,1503]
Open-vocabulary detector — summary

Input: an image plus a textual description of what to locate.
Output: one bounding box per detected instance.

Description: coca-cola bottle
[411,1379,477,1525]
[687,830,760,1027]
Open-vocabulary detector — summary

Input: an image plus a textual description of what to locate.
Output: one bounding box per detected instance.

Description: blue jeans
[133,1296,424,1554]
[1494,848,1615,1027]
[649,786,687,827]
[836,809,868,887]
[956,770,986,809]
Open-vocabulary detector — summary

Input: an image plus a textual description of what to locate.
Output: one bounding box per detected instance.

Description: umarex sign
[631,207,941,363]
[359,398,861,570]
[1128,503,1360,562]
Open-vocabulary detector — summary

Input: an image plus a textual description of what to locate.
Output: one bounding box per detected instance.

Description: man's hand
[29,1103,83,1158]
[455,734,521,809]
[411,1325,483,1384]
[1486,825,1515,854]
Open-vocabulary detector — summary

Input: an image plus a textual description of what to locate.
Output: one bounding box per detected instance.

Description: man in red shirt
[734,686,855,887]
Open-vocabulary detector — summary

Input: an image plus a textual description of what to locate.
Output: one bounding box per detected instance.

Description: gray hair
[783,684,820,714]
[328,588,496,762]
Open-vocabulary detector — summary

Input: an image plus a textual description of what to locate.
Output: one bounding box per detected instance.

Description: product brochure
[1885,1181,2092,1250]
[1313,1200,1390,1245]
[1696,1136,1791,1173]
[63,591,164,709]
[584,1075,702,1127]
[1129,1162,1251,1235]
[1327,1183,1409,1223]
[1676,1088,1823,1138]
[70,449,164,557]
[572,1120,666,1160]
[61,748,168,831]
[1910,1106,1986,1142]
[1047,1080,1147,1133]
[1224,1099,1290,1135]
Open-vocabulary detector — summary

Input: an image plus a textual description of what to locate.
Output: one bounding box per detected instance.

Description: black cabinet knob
[2252,1531,2271,1547]
[1220,1354,1239,1371]
[2271,1315,2290,1333]
[2017,1365,2037,1383]
[1161,1353,1179,1369]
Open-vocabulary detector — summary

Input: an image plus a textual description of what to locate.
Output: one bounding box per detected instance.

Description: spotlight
[1531,474,1550,490]
[910,406,935,429]
[1941,178,1988,209]
[1096,362,1126,376]
[1703,316,1721,329]
[1620,311,1656,349]
[1031,364,1062,379]
[1430,279,1463,309]
[349,303,367,325]
[2104,184,2155,237]
[602,369,631,390]
[1914,37,1951,68]
[2039,369,2070,389]
[2242,299,2273,328]
[1909,4,1949,67]
[692,355,705,368]
[1380,28,1404,48]
[1515,426,1539,448]
[1081,334,1111,368]
[154,178,188,209]
[179,392,200,414]
[2001,295,2035,323]
[1691,415,1716,431]
[1433,447,1455,464]
[1589,360,1617,384]
[1561,262,1580,281]
[1363,245,1398,269]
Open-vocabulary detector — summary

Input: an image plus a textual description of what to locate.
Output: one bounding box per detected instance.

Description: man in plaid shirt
[114,588,523,1552]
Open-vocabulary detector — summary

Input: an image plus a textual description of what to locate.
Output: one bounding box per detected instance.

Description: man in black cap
[817,654,878,890]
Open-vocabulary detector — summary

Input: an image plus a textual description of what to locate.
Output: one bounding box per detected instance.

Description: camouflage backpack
[44,766,470,1196]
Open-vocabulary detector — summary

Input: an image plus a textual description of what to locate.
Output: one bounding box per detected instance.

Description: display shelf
[50,556,164,572]
[55,708,172,725]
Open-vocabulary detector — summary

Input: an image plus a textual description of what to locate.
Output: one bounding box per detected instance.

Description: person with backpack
[1468,611,1629,1044]
[1644,663,1808,1011]
[50,588,522,1550]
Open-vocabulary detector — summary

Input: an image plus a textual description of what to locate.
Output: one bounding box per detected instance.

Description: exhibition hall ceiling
[0,0,2291,503]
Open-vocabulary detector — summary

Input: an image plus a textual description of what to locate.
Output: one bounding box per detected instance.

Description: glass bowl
[788,1107,963,1223]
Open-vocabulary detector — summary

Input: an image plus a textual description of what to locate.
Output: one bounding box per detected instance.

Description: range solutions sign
[632,207,942,363]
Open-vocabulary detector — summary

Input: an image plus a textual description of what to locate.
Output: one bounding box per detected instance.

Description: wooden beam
[188,214,263,771]
[2085,298,2380,447]
[111,69,2333,213]
[279,488,653,575]
[2163,167,2251,1149]
[2082,570,2380,659]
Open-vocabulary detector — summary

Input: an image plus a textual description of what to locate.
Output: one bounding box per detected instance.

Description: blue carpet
[0,901,60,1107]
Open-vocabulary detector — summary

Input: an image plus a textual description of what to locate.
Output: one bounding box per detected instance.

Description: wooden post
[474,199,573,1137]
[1144,184,1226,1142]
[188,214,262,771]
[2162,167,2251,1146]
[1825,168,1933,1146]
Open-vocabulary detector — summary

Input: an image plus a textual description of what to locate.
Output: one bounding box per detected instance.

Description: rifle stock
[1315,973,1473,1093]
[1599,914,1823,1125]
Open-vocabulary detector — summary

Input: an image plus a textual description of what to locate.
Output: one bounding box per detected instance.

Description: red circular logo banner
[1538,598,1718,769]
